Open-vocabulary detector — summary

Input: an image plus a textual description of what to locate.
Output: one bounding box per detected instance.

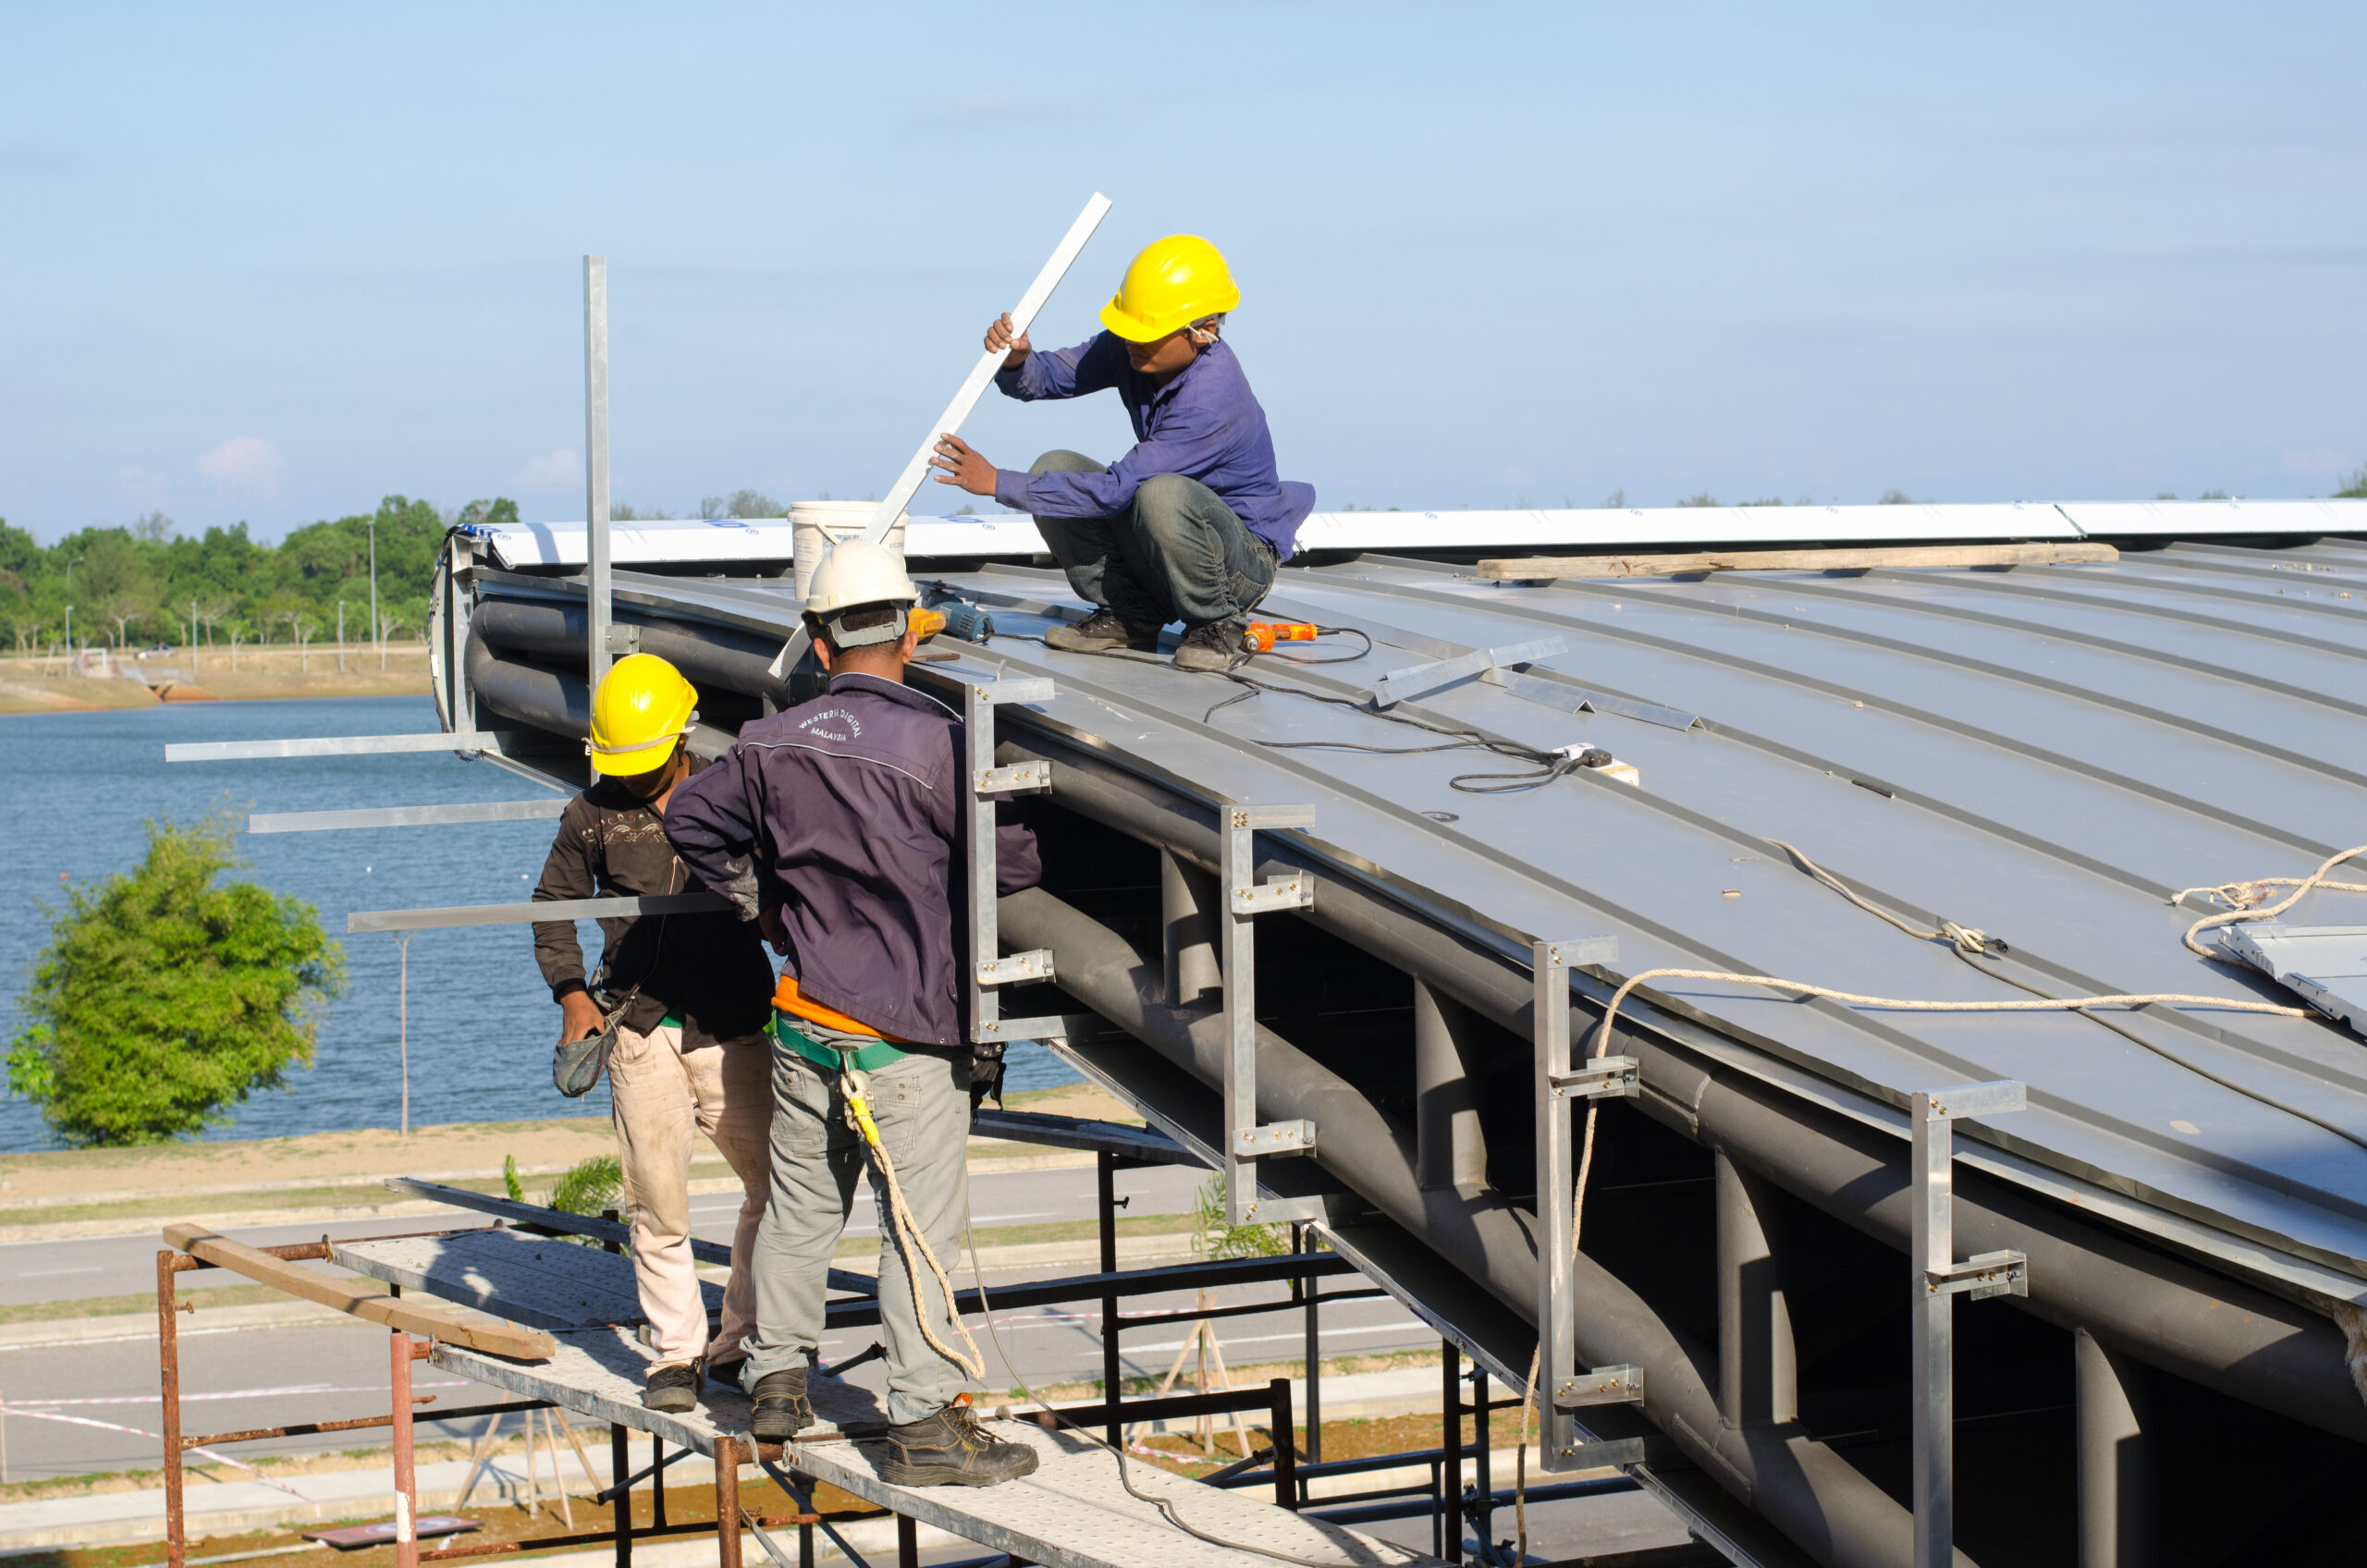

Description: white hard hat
[803,538,920,648]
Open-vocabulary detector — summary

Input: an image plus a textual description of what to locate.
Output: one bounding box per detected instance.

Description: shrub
[6,814,343,1146]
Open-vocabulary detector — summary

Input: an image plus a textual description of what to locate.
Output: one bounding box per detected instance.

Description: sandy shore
[0,647,433,714]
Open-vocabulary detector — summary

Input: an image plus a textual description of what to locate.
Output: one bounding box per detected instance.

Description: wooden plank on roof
[1476,540,2119,580]
[163,1222,555,1361]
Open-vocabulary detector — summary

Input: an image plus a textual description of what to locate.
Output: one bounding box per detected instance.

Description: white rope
[2177,843,2367,959]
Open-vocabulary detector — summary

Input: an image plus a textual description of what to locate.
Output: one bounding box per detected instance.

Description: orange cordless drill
[1240,621,1318,654]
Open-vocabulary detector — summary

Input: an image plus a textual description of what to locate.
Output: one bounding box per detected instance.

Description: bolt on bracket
[1551,1056,1640,1099]
[1554,1365,1644,1409]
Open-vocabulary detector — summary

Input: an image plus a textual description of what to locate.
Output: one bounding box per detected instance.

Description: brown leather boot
[867,1397,1038,1488]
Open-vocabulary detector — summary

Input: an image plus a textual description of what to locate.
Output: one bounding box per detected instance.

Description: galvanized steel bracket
[1550,1056,1640,1100]
[963,679,1063,1048]
[1553,1364,1644,1409]
[1910,1078,2029,1568]
[1365,635,1569,709]
[1222,802,1319,1226]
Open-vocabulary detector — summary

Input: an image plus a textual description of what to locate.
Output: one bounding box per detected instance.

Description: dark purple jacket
[661,672,1042,1048]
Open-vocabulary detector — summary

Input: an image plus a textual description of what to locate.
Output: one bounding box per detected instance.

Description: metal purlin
[1220,802,1321,1226]
[962,679,1063,1045]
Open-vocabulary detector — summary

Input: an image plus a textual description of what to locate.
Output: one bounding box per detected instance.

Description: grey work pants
[1027,449,1278,631]
[739,1036,975,1424]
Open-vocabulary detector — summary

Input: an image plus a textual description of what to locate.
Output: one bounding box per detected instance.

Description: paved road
[0,1161,1213,1307]
[0,1162,1435,1482]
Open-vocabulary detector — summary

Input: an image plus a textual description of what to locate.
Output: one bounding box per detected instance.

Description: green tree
[2337,466,2367,499]
[6,814,345,1146]
[1191,1175,1289,1260]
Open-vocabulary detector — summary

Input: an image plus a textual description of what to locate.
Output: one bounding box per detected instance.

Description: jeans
[607,1024,770,1368]
[739,1035,976,1424]
[1026,450,1278,630]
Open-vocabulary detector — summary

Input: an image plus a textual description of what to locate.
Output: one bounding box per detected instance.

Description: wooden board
[433,1325,1442,1568]
[332,1228,700,1332]
[163,1223,555,1361]
[1476,540,2118,580]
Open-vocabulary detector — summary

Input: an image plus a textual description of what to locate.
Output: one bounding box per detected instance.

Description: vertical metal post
[1098,1149,1122,1450]
[583,254,613,693]
[159,1254,186,1568]
[2077,1329,2159,1568]
[897,1514,918,1568]
[1414,980,1488,1192]
[391,1332,418,1568]
[369,515,380,670]
[1911,1080,2029,1568]
[1532,938,1578,1468]
[1299,1224,1321,1464]
[962,680,1056,1047]
[1268,1379,1297,1511]
[1220,803,1316,1225]
[611,1423,632,1568]
[650,1433,667,1530]
[1910,1091,1951,1568]
[1441,1342,1464,1562]
[715,1435,742,1568]
[1716,1149,1796,1429]
[1472,1365,1493,1552]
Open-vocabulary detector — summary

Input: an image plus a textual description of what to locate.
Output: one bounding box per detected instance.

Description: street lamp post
[63,606,73,673]
[368,514,380,671]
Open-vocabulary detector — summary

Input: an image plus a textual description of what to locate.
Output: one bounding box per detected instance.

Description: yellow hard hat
[586,653,697,778]
[1099,234,1241,344]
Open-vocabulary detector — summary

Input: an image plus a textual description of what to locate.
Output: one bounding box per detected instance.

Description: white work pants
[608,1023,771,1368]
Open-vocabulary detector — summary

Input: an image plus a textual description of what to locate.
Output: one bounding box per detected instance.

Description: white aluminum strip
[347,891,729,933]
[2055,498,2367,537]
[167,732,507,762]
[1294,501,2083,552]
[248,799,572,834]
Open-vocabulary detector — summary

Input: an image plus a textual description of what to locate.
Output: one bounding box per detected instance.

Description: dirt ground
[0,649,433,714]
[0,1082,1135,1208]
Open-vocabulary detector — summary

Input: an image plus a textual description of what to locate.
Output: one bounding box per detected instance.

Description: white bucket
[791,500,909,602]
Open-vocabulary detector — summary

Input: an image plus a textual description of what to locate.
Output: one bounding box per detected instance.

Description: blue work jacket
[990,335,1317,560]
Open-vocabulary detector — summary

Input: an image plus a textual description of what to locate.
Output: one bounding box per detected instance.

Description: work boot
[1171,619,1246,672]
[1046,608,1159,654]
[750,1367,815,1441]
[867,1397,1039,1488]
[642,1363,699,1414]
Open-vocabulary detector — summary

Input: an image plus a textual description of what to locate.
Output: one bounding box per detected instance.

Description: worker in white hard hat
[928,233,1316,672]
[665,541,1045,1486]
[530,653,777,1414]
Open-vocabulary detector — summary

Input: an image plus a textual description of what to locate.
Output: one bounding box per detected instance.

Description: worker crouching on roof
[664,541,1044,1487]
[531,654,777,1414]
[928,233,1316,673]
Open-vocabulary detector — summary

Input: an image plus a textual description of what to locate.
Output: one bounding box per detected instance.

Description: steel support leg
[898,1514,918,1568]
[2077,1329,2159,1568]
[1414,980,1488,1193]
[1442,1343,1464,1563]
[158,1254,186,1568]
[1472,1366,1493,1553]
[715,1436,742,1568]
[1532,940,1578,1470]
[1715,1149,1796,1429]
[612,1423,631,1568]
[1098,1150,1122,1450]
[1299,1224,1321,1464]
[1220,803,1316,1225]
[391,1332,418,1568]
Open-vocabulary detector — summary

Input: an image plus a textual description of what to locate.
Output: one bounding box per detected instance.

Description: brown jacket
[531,755,775,1048]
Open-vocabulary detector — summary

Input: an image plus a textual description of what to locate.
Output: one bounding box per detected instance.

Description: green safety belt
[770,1011,910,1074]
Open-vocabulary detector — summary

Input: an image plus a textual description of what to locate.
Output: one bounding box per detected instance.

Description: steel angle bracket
[1365,635,1569,709]
[1554,1365,1645,1410]
[963,678,1063,1046]
[1533,933,1624,1474]
[1221,802,1320,1225]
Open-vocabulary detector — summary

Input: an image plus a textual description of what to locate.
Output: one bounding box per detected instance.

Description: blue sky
[2,3,2361,544]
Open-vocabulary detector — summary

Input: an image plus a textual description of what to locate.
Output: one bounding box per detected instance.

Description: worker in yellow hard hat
[530,652,777,1414]
[928,233,1316,673]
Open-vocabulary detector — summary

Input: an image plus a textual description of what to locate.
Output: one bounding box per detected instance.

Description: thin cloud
[197,436,284,494]
[2282,447,2356,477]
[519,448,580,487]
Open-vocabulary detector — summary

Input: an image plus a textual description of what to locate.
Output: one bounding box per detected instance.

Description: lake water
[0,694,1077,1152]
